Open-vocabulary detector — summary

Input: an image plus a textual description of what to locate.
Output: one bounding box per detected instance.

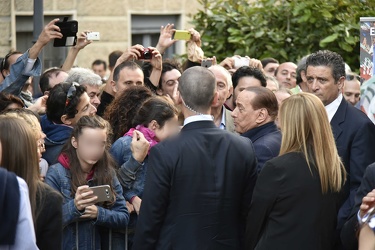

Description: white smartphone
[87,32,100,41]
[234,57,250,69]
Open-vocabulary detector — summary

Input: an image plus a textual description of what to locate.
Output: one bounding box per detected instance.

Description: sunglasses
[64,82,80,113]
[346,74,361,81]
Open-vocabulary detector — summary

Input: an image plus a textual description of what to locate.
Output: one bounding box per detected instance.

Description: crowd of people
[0,17,375,250]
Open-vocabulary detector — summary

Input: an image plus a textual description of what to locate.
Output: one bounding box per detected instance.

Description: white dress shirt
[183,114,214,127]
[325,93,343,122]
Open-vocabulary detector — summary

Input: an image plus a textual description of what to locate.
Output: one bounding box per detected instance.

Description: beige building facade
[0,0,201,69]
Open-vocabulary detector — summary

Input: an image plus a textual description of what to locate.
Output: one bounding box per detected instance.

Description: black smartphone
[53,18,78,47]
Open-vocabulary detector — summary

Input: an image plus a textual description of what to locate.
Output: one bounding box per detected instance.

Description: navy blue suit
[242,122,282,173]
[332,98,375,231]
[132,120,258,250]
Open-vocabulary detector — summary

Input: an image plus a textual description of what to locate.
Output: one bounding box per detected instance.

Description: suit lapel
[225,108,236,133]
[330,98,347,141]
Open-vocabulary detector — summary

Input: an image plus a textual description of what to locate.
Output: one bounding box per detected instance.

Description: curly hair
[104,85,153,142]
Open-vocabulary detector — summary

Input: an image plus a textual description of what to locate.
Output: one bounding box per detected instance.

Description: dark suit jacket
[341,163,375,250]
[132,120,258,250]
[246,152,341,250]
[242,122,282,173]
[331,98,375,230]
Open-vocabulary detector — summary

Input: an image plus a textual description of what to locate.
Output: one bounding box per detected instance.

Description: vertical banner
[360,17,375,81]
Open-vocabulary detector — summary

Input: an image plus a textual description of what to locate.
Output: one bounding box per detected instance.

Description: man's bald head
[179,66,216,113]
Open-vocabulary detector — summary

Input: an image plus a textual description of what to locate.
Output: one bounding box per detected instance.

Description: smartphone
[201,59,213,68]
[234,57,250,69]
[172,30,191,40]
[86,32,100,41]
[53,18,78,47]
[90,185,113,203]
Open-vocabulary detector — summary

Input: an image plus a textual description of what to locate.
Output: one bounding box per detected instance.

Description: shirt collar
[325,93,343,122]
[183,114,214,126]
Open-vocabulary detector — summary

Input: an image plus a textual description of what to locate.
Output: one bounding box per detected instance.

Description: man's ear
[111,80,117,94]
[61,114,72,126]
[337,76,345,91]
[256,108,268,124]
[301,71,307,83]
[227,86,233,99]
[156,88,163,96]
[71,136,78,149]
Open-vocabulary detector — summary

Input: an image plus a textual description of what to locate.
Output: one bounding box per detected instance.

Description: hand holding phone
[53,17,78,47]
[74,185,98,211]
[172,30,192,40]
[89,185,113,203]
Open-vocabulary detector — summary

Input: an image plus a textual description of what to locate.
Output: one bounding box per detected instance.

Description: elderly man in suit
[305,50,375,248]
[209,65,235,133]
[231,86,282,173]
[133,66,258,250]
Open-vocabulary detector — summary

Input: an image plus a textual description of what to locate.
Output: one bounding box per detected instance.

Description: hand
[188,28,201,47]
[360,189,375,218]
[117,44,144,63]
[246,57,263,70]
[132,196,142,215]
[80,205,98,219]
[37,18,63,46]
[74,185,98,211]
[167,82,180,105]
[219,57,235,70]
[156,23,177,54]
[74,31,92,50]
[131,130,150,163]
[149,47,162,70]
[126,201,135,214]
[27,95,48,114]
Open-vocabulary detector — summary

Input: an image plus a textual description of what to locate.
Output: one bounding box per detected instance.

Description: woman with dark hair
[0,115,63,250]
[45,115,129,250]
[104,85,153,142]
[110,96,179,248]
[41,81,97,164]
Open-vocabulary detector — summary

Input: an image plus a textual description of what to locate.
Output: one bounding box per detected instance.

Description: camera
[86,32,100,41]
[139,48,153,60]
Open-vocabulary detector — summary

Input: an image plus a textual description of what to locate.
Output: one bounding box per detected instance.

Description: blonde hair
[279,92,346,193]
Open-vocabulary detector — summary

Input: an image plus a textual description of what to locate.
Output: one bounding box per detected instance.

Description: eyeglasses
[346,74,361,82]
[64,82,80,114]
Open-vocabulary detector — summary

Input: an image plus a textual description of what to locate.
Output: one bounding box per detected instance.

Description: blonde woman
[246,92,346,250]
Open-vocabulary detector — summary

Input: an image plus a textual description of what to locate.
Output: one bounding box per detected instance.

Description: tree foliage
[191,0,375,70]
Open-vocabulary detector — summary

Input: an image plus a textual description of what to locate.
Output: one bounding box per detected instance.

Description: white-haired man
[208,65,235,133]
[66,67,102,108]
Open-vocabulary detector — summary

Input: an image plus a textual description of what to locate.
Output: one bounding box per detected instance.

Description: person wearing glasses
[343,74,361,106]
[41,82,97,165]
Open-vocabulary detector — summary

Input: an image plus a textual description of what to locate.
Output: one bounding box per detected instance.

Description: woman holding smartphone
[45,115,129,250]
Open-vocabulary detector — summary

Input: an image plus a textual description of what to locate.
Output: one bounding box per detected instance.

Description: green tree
[191,0,375,70]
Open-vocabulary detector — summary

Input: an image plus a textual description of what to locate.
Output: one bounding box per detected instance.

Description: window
[131,14,181,59]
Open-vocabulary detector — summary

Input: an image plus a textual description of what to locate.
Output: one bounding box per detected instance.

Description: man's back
[133,121,257,250]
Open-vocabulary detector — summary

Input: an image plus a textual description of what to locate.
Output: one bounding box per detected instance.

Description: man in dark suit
[306,50,375,248]
[231,86,281,173]
[133,66,258,250]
